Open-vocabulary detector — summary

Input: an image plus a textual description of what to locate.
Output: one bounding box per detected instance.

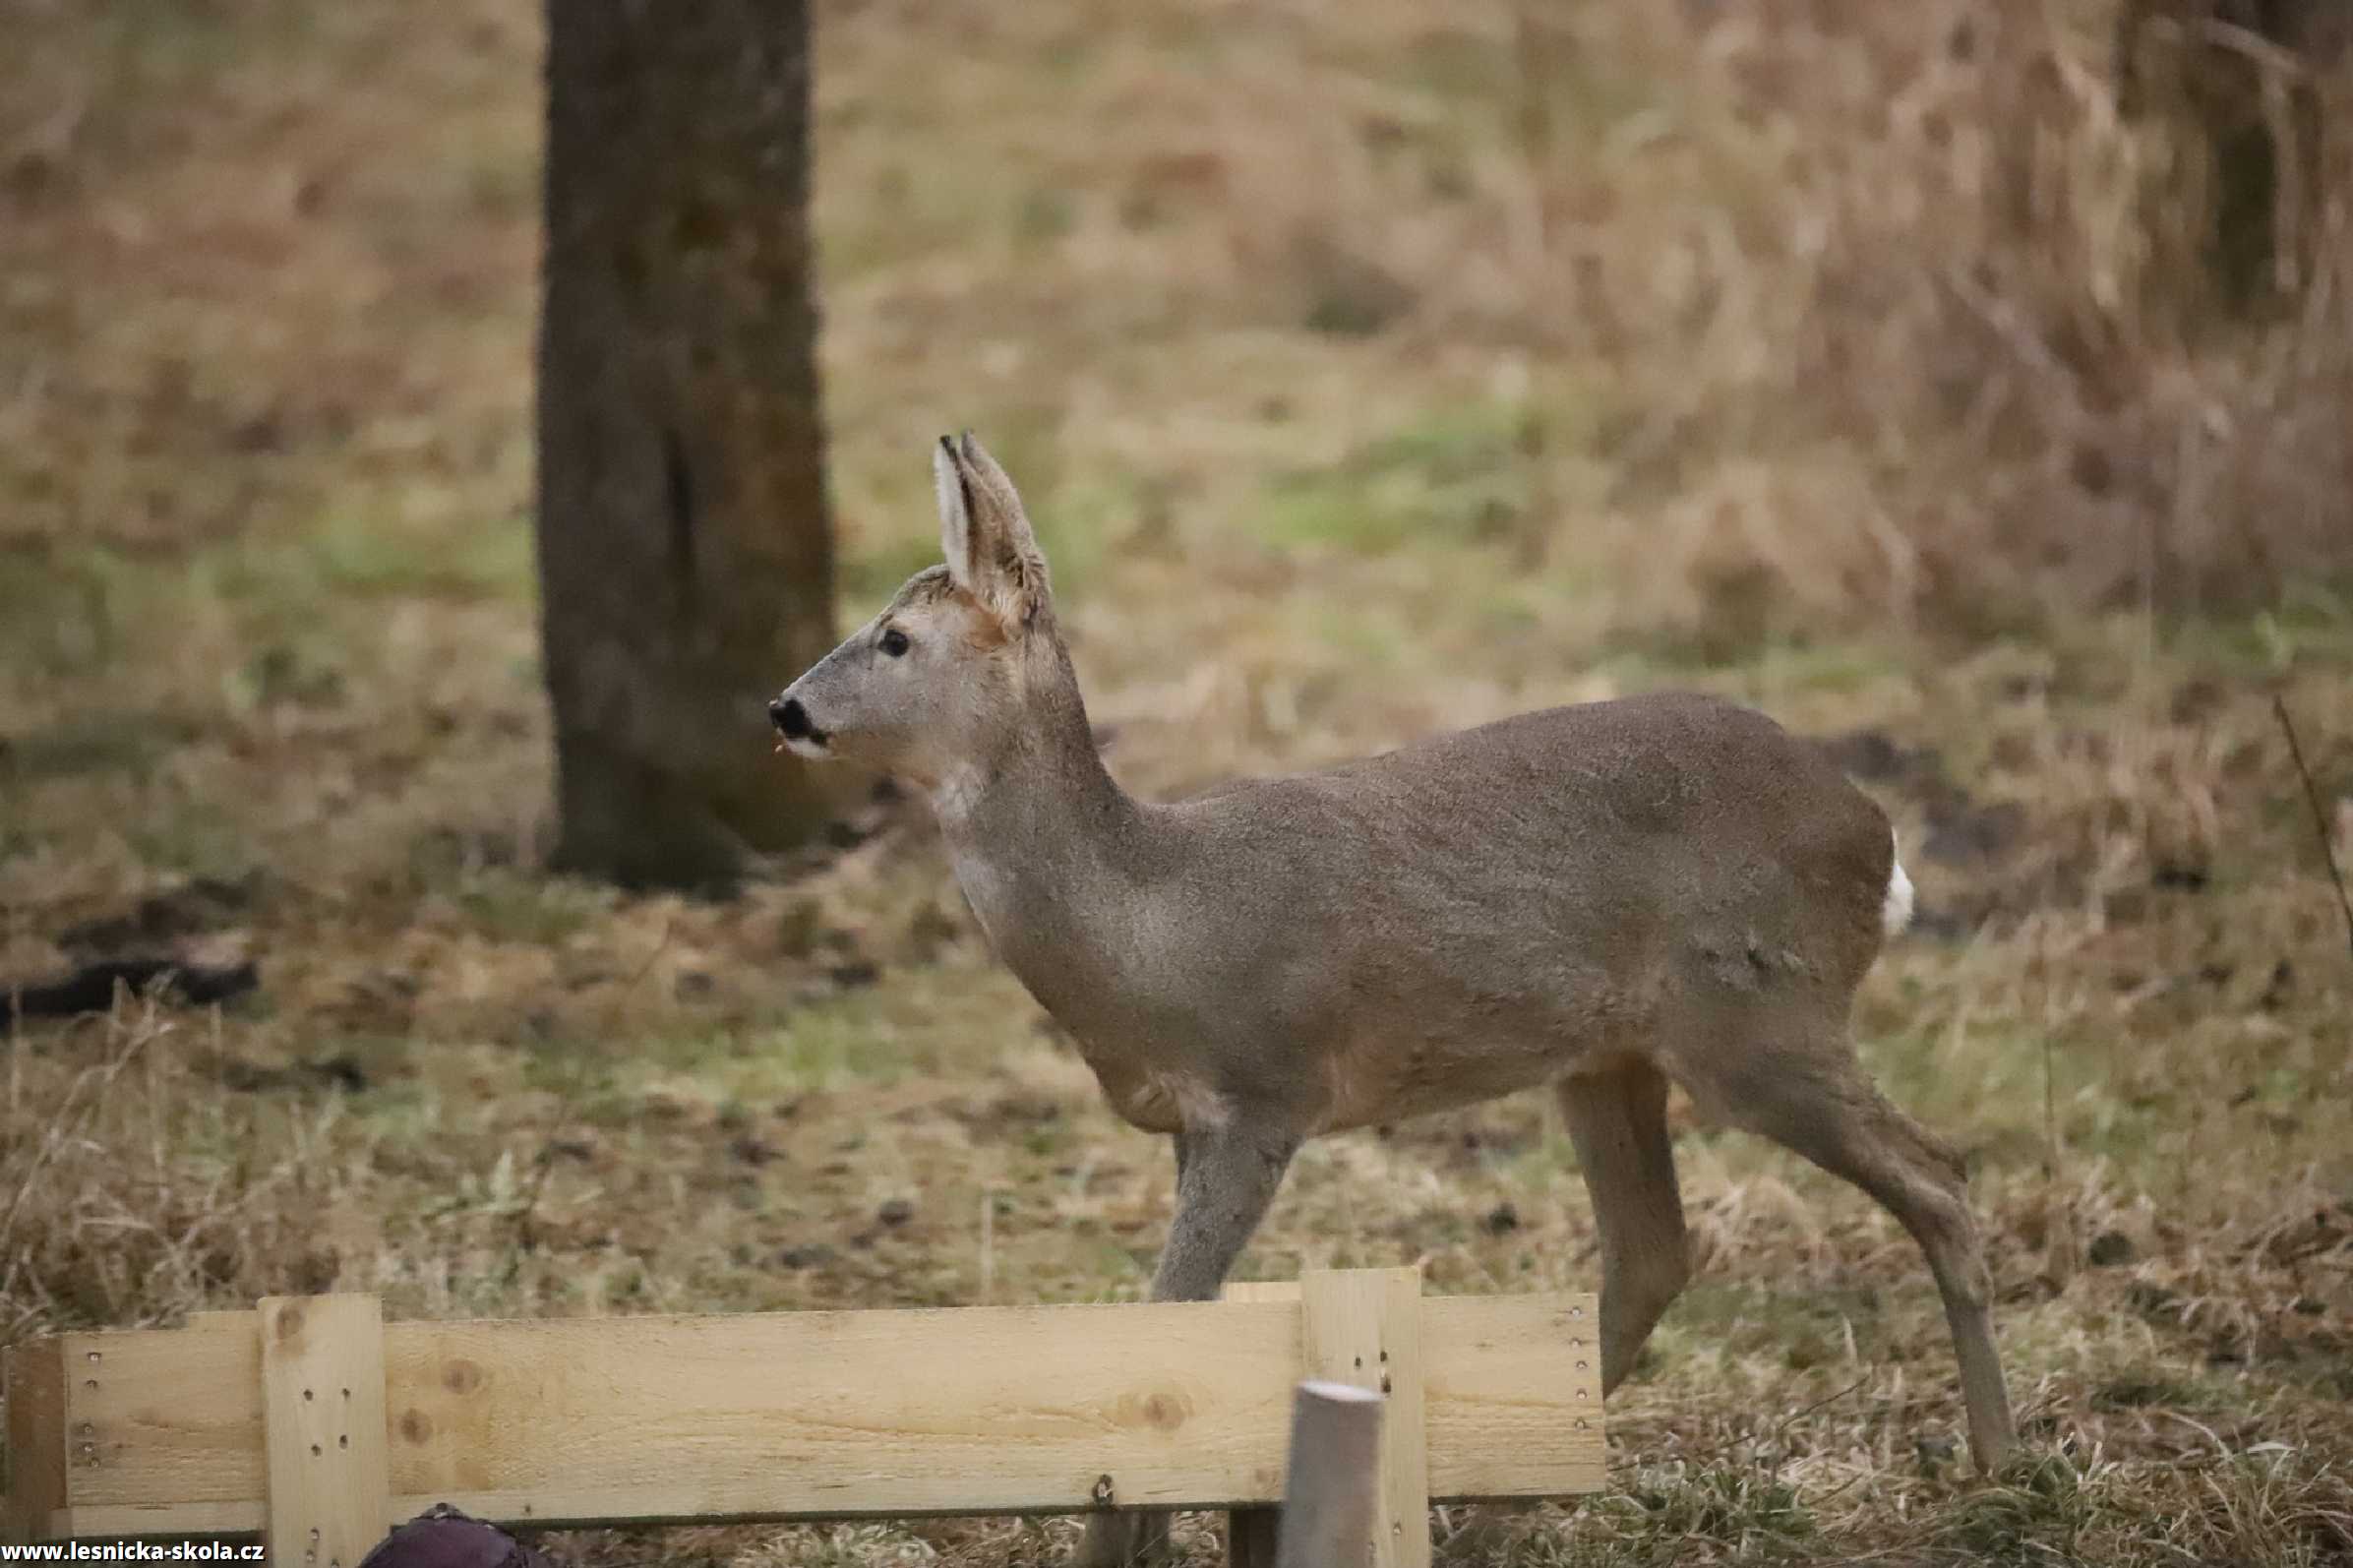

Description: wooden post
[1225,1270,1429,1568]
[1299,1268,1427,1568]
[1274,1381,1384,1568]
[260,1296,391,1568]
[2,1340,67,1544]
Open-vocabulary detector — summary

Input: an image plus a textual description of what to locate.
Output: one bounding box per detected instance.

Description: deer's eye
[879,628,911,657]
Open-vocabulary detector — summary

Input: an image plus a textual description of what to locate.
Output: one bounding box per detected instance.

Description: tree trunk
[537,0,835,889]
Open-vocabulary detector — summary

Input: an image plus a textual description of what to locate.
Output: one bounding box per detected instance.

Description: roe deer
[770,435,2017,1559]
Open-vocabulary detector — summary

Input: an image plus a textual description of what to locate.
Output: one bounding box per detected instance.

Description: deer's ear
[934,432,1051,628]
[935,435,978,593]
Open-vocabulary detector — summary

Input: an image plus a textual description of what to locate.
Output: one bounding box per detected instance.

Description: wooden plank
[383,1300,1300,1523]
[1300,1268,1427,1568]
[1221,1280,1302,1568]
[185,1311,257,1335]
[62,1324,265,1511]
[16,1284,1605,1539]
[48,1502,265,1539]
[4,1340,67,1543]
[1419,1295,1603,1498]
[259,1296,391,1568]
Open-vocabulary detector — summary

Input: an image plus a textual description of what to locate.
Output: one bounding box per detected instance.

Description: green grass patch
[839,530,945,610]
[1667,1280,1898,1372]
[2087,1367,2221,1415]
[1623,1468,1818,1556]
[182,507,533,659]
[307,509,535,601]
[1257,401,1533,555]
[1930,1453,2096,1562]
[0,546,157,679]
[2169,578,2353,678]
[124,795,256,881]
[581,994,940,1113]
[2,710,195,781]
[452,871,603,946]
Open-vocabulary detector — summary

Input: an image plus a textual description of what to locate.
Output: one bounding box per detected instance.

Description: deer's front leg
[1154,1120,1299,1301]
[1075,1120,1300,1567]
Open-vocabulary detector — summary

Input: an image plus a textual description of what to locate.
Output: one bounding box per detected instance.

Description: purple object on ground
[355,1504,559,1568]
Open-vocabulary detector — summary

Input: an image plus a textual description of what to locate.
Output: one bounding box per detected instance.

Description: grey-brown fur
[773,435,2017,1561]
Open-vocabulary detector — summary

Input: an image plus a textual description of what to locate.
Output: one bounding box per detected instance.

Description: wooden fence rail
[4,1268,1603,1566]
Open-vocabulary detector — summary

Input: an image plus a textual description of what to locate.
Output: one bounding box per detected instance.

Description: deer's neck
[932,732,1143,873]
[929,662,1171,1015]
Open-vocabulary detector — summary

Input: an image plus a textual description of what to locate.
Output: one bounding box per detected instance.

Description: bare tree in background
[537,0,834,888]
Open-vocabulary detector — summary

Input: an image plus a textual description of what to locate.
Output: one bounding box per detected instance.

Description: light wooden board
[44,1501,264,1539]
[1418,1295,1603,1499]
[21,1284,1603,1538]
[385,1300,1303,1522]
[1220,1281,1302,1568]
[1300,1268,1427,1568]
[260,1297,390,1568]
[61,1320,266,1511]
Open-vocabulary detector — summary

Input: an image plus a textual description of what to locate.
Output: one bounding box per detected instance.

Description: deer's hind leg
[1669,1017,2017,1473]
[1557,1059,1691,1394]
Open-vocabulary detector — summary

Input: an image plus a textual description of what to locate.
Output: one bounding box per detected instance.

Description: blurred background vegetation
[3,0,2351,1563]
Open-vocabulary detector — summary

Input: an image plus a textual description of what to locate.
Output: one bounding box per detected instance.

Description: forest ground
[3,2,2350,1562]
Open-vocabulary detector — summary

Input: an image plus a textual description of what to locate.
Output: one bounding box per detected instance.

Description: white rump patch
[1881,829,1915,936]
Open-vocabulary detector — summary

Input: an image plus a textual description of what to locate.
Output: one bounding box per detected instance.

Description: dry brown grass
[4,0,2353,1562]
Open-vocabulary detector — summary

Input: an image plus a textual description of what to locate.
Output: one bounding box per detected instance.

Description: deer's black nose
[771,696,813,740]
